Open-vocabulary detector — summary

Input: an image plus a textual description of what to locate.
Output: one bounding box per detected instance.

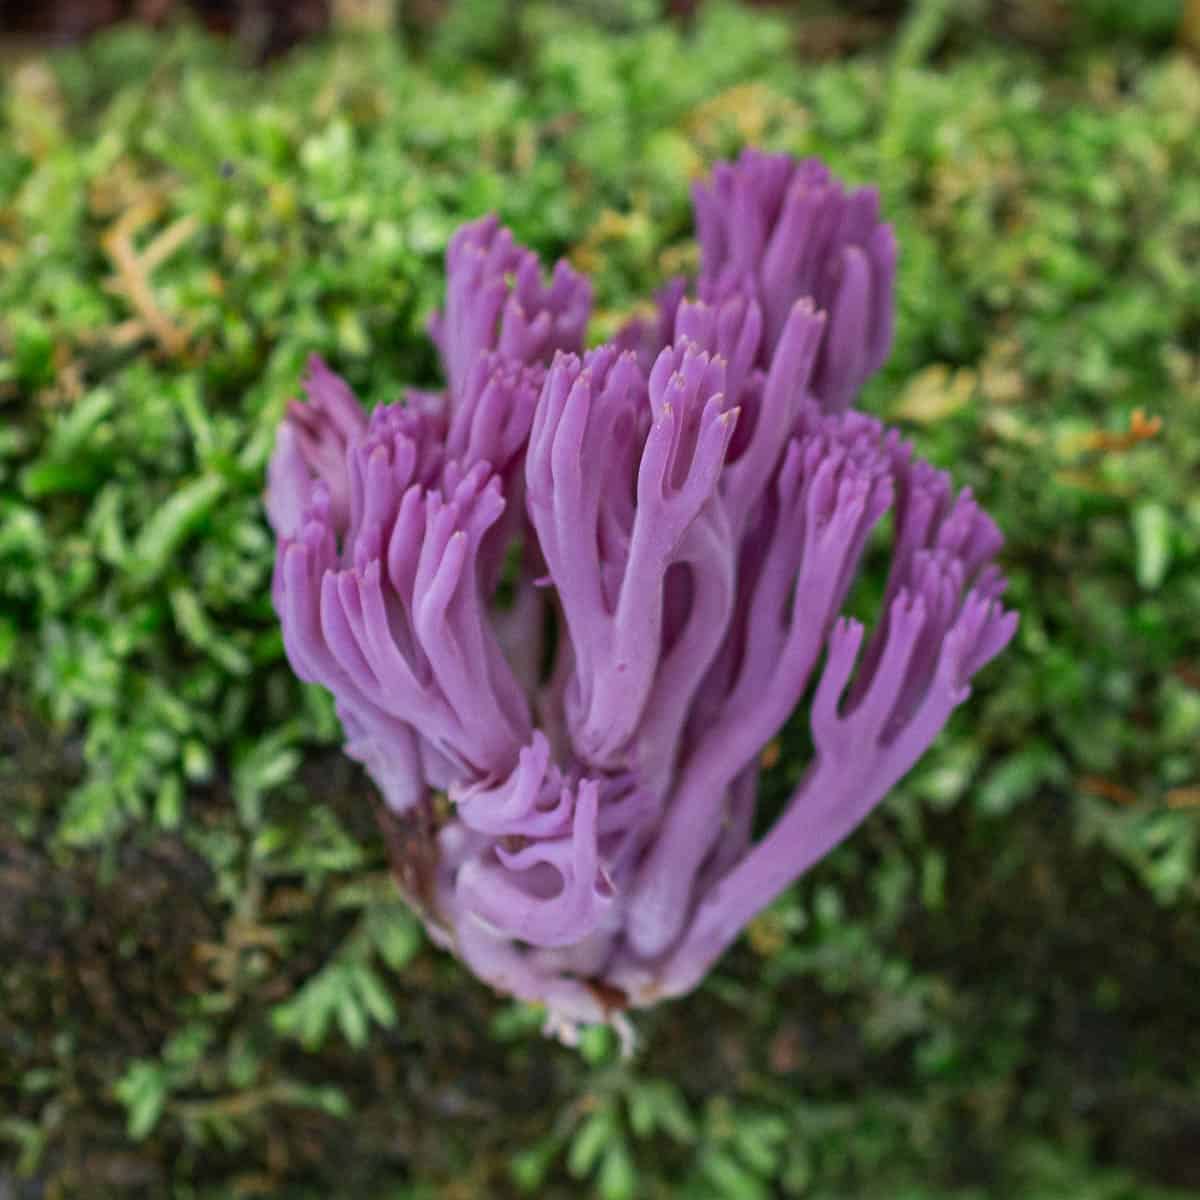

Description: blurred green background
[2,1,1199,1196]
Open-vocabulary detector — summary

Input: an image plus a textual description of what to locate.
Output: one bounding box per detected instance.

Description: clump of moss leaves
[2,1,1199,1196]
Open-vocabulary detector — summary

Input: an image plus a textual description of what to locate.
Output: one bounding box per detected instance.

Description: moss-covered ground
[2,2,1199,1195]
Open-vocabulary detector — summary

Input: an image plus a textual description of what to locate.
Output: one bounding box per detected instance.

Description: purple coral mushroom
[266,152,1016,1049]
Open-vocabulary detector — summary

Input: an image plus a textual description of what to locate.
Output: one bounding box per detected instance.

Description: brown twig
[1078,774,1140,806]
[101,202,195,358]
[1077,408,1163,454]
[1165,787,1200,810]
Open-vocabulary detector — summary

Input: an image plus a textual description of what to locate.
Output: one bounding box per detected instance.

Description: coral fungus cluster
[266,151,1016,1045]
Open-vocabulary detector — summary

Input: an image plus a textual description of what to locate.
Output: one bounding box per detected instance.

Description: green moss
[1,2,1198,1196]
